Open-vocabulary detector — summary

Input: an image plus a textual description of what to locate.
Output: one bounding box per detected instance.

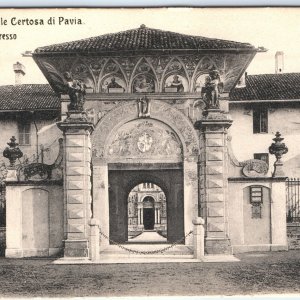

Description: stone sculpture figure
[134,75,154,93]
[169,75,184,92]
[138,96,151,118]
[201,70,223,109]
[107,77,124,90]
[64,72,86,111]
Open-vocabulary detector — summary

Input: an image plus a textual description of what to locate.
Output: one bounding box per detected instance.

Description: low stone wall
[228,178,287,253]
[287,223,300,249]
[5,181,64,258]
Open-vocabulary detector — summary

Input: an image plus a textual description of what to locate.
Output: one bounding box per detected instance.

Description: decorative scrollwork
[242,159,269,177]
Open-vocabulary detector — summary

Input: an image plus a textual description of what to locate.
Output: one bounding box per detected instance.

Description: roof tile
[0,84,60,111]
[34,26,255,54]
[230,73,300,101]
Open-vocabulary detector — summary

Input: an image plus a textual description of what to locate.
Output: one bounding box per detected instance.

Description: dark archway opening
[108,168,184,244]
[127,182,167,243]
[143,196,155,230]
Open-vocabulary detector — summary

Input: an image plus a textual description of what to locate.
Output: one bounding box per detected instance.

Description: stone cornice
[228,177,287,182]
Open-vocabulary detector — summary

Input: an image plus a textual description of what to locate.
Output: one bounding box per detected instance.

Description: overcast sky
[0,7,300,85]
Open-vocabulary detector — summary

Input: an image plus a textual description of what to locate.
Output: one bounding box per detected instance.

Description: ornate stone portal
[31,26,261,257]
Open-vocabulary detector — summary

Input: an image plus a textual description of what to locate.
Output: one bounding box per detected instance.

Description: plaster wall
[229,104,300,177]
[0,119,61,166]
[228,179,287,253]
[5,183,63,258]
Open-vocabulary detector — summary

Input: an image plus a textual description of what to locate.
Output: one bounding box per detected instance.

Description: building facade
[128,183,167,239]
[0,26,293,258]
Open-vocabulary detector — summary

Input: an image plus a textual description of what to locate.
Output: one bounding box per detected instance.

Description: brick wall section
[287,223,300,249]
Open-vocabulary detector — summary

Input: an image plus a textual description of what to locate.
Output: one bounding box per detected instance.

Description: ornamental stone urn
[3,136,23,181]
[269,131,288,177]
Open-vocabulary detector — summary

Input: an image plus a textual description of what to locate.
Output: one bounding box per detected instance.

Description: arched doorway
[108,169,183,244]
[127,182,167,242]
[92,101,200,247]
[143,196,155,230]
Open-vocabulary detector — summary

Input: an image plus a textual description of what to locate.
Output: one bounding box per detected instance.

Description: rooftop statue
[64,72,86,111]
[201,70,224,109]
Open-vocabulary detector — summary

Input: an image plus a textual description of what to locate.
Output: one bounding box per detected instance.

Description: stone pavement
[0,250,300,297]
[128,230,167,243]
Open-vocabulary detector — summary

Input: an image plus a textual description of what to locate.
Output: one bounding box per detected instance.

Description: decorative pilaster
[195,108,232,254]
[57,110,94,258]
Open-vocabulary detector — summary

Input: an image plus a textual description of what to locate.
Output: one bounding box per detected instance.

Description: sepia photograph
[0,7,299,297]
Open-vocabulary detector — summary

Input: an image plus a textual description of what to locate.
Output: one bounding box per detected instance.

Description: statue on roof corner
[201,69,224,110]
[64,72,86,111]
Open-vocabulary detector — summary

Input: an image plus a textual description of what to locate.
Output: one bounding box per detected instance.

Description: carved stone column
[195,108,233,254]
[57,110,94,258]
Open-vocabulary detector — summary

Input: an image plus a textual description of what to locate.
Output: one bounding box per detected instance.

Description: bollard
[89,218,100,262]
[192,217,205,260]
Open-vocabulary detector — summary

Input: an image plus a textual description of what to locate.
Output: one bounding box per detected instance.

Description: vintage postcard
[0,7,299,297]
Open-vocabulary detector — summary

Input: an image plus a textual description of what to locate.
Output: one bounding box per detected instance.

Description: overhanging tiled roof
[34,25,256,54]
[230,73,300,101]
[0,84,60,111]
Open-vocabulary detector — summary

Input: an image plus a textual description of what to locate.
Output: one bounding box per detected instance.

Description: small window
[253,107,268,133]
[254,153,269,165]
[18,123,31,145]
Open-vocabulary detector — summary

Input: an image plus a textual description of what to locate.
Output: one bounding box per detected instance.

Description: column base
[64,240,89,257]
[205,237,232,255]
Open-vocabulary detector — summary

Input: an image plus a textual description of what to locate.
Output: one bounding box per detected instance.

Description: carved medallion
[242,159,268,177]
[137,132,153,153]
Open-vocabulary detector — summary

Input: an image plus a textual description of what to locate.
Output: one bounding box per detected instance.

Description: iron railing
[286,178,300,223]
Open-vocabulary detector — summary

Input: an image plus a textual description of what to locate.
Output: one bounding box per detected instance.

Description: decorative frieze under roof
[1,72,300,113]
[32,26,264,95]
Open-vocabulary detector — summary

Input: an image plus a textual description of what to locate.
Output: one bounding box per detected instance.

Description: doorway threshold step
[100,244,193,255]
[99,253,194,259]
[53,254,240,264]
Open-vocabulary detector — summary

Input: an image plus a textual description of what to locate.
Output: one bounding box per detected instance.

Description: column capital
[194,109,233,131]
[57,111,94,134]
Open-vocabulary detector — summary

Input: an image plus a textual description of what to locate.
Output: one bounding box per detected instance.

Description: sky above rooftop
[0,7,299,85]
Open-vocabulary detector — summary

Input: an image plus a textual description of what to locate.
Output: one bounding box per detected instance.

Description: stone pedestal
[5,167,18,181]
[89,218,100,261]
[272,160,285,177]
[57,111,94,258]
[195,108,233,254]
[193,217,205,260]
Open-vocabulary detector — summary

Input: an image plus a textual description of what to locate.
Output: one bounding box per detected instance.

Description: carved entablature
[34,53,254,95]
[91,100,199,163]
[106,119,182,163]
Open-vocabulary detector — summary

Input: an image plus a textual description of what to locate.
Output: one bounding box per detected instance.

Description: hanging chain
[99,229,193,255]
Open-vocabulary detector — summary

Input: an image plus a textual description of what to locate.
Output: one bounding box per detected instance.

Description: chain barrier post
[193,217,205,260]
[99,229,193,255]
[89,218,100,261]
